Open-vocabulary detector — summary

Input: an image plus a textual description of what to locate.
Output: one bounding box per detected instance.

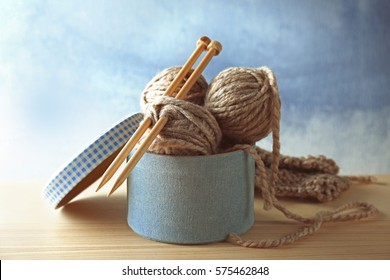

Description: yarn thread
[140,66,378,248]
[226,144,378,248]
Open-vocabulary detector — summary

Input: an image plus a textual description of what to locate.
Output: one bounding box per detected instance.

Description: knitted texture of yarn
[141,67,221,155]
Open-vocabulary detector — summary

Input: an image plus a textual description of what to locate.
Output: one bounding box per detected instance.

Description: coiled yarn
[141,66,208,109]
[141,66,221,155]
[205,67,279,145]
[143,96,222,155]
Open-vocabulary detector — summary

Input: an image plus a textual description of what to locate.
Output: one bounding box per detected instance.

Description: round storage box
[127,150,255,244]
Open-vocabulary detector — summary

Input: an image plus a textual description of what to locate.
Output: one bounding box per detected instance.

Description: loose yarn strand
[228,202,377,248]
[226,144,273,210]
[227,145,379,248]
[267,66,281,197]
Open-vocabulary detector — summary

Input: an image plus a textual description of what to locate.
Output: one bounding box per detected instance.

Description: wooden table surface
[1,175,389,260]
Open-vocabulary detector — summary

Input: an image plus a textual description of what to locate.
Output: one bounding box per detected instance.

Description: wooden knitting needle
[108,40,222,196]
[96,36,211,192]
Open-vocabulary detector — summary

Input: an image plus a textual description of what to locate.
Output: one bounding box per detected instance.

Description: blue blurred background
[1,0,389,180]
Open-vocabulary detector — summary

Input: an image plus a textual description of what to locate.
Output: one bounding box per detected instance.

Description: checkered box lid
[43,113,144,209]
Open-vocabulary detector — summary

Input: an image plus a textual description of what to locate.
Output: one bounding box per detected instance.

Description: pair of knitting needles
[97,36,222,196]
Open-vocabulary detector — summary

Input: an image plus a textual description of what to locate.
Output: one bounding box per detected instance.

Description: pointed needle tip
[95,180,105,192]
[107,178,124,197]
[107,189,115,197]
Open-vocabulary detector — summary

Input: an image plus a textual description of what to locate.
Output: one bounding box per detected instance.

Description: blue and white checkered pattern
[43,113,144,208]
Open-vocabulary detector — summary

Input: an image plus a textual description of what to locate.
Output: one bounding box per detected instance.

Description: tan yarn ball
[205,66,280,145]
[141,66,208,110]
[141,67,222,156]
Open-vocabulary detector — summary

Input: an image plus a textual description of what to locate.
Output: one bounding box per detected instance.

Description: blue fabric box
[127,150,255,244]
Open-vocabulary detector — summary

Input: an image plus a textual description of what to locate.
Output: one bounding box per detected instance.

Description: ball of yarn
[141,66,221,156]
[205,66,280,145]
[141,66,208,111]
[143,96,222,155]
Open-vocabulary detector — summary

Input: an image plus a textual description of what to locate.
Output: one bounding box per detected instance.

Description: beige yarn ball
[141,66,208,110]
[140,67,222,156]
[143,96,222,156]
[205,66,280,145]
